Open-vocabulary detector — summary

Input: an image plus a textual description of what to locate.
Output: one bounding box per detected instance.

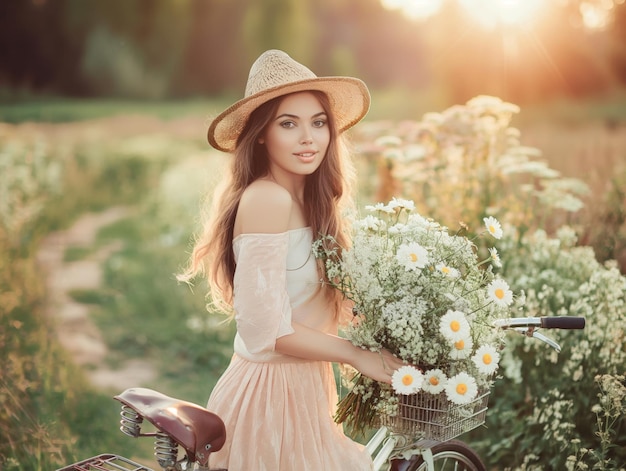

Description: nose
[300,128,313,145]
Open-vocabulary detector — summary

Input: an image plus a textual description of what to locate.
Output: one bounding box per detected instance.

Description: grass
[0,96,236,124]
[4,88,626,125]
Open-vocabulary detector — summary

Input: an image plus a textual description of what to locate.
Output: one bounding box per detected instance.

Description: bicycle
[56,315,585,471]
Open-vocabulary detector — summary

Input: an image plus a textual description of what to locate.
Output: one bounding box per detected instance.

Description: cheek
[315,128,331,151]
[265,133,291,154]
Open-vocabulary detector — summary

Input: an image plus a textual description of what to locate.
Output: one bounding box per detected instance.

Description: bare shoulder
[235,179,292,235]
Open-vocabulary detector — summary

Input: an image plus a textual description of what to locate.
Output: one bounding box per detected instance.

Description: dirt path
[36,206,158,391]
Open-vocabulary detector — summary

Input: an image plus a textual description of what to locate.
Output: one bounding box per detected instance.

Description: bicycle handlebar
[540,316,586,329]
[493,316,585,330]
[493,316,585,353]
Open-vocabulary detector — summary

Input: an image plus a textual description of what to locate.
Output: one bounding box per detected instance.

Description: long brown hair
[179,91,355,318]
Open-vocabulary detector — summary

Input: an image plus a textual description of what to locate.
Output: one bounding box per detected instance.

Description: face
[260,92,330,180]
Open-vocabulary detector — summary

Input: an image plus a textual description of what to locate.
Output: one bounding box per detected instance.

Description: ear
[258,138,265,144]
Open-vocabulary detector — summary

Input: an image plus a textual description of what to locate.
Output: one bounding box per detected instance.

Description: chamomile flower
[392,365,424,395]
[356,215,384,231]
[422,369,447,394]
[387,197,416,212]
[445,372,478,405]
[483,216,503,239]
[439,310,471,341]
[472,345,501,375]
[487,278,513,307]
[449,335,474,360]
[396,242,429,271]
[365,202,395,214]
[435,262,460,278]
[488,247,502,268]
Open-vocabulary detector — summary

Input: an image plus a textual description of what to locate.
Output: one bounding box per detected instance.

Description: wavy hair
[179,91,356,320]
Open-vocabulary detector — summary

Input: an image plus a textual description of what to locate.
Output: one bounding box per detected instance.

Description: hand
[351,347,405,384]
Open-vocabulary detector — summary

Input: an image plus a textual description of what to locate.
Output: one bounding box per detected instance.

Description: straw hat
[207,49,371,152]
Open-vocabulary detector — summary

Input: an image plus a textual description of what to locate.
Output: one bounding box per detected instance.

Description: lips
[294,150,317,162]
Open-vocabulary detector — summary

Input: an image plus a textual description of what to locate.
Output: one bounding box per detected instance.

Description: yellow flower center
[441,266,450,274]
[402,374,414,386]
[495,288,505,299]
[482,353,492,365]
[454,340,465,350]
[489,225,496,234]
[410,253,418,262]
[456,383,468,395]
[429,376,439,386]
[450,320,461,332]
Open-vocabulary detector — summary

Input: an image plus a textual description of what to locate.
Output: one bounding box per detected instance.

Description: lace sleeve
[232,232,296,354]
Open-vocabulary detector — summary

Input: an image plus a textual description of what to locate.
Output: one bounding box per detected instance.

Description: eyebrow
[275,111,327,121]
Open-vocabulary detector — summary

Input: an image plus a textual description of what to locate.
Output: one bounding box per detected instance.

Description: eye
[279,120,296,129]
[313,119,327,128]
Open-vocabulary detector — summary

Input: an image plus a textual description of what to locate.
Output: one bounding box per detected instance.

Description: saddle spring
[154,431,179,469]
[119,404,143,438]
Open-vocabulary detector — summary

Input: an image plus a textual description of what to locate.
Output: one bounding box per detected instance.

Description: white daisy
[472,345,501,375]
[439,310,471,341]
[365,202,395,214]
[445,372,478,405]
[483,216,503,239]
[449,335,474,360]
[387,197,416,212]
[396,242,429,271]
[488,247,502,268]
[356,215,384,231]
[487,278,513,307]
[392,365,424,395]
[422,369,447,394]
[435,262,460,278]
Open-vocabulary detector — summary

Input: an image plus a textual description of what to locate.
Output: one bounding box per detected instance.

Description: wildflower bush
[358,95,589,237]
[351,97,625,469]
[477,226,626,470]
[314,198,517,434]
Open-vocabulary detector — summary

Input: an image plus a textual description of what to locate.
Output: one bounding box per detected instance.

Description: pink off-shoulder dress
[206,228,373,470]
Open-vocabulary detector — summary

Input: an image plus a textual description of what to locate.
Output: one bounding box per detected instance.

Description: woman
[182,50,403,470]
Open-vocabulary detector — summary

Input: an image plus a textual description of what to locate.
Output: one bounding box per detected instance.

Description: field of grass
[1,91,624,469]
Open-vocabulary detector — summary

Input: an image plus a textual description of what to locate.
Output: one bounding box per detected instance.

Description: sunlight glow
[579,1,614,30]
[381,0,444,20]
[457,0,543,29]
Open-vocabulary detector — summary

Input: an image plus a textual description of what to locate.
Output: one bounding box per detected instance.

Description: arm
[275,322,404,384]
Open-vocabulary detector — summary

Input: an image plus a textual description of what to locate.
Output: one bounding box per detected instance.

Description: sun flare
[381,0,445,20]
[457,0,543,28]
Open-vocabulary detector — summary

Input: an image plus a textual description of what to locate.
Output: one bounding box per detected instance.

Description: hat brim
[207,77,370,153]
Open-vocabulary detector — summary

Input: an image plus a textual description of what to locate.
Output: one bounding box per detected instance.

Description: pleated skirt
[206,354,374,470]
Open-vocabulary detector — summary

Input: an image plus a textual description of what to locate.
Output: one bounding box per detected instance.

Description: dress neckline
[232,226,311,244]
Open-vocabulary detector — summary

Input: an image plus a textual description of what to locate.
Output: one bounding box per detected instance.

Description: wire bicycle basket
[378,388,490,442]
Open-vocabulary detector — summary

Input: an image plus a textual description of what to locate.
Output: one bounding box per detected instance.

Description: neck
[267,171,306,204]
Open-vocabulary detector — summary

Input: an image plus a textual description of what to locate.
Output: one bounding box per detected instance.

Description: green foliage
[0,122,170,469]
[473,228,626,470]
[85,153,234,405]
[0,98,226,124]
[584,165,626,272]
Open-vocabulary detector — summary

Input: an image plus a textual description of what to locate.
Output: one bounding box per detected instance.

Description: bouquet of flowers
[313,198,518,434]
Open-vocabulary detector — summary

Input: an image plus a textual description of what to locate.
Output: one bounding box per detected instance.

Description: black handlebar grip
[541,316,586,329]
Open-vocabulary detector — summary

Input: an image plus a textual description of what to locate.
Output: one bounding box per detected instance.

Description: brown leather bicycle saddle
[114,387,226,467]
